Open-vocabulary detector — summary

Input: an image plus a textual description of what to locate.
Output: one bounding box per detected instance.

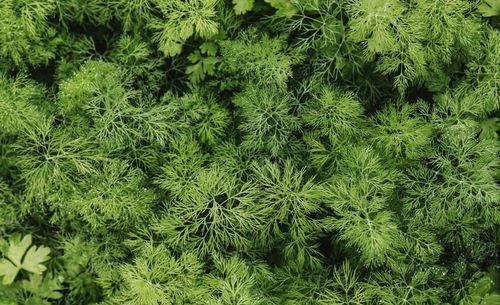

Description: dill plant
[0,0,498,304]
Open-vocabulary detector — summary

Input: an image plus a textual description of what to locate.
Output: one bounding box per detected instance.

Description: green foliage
[57,0,112,25]
[346,0,480,93]
[66,160,154,231]
[251,160,324,270]
[0,180,18,232]
[234,85,300,156]
[323,146,402,267]
[14,119,100,203]
[0,0,60,69]
[0,73,46,134]
[113,0,154,30]
[167,91,230,145]
[458,266,500,305]
[154,166,266,256]
[366,265,445,304]
[155,135,208,197]
[151,0,219,56]
[272,0,364,83]
[301,86,364,143]
[371,101,432,160]
[111,243,205,305]
[313,261,368,304]
[59,61,180,149]
[219,29,299,88]
[205,254,273,304]
[0,0,498,304]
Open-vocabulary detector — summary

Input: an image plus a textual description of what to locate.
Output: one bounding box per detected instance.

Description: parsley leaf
[0,235,51,285]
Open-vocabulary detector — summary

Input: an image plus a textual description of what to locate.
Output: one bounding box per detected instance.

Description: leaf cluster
[0,0,498,304]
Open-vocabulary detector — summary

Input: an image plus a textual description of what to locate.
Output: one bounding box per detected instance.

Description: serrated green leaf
[264,0,298,18]
[0,259,19,285]
[188,50,203,63]
[233,0,254,14]
[186,55,219,84]
[200,42,218,56]
[0,235,33,285]
[21,245,51,274]
[6,235,31,267]
[0,235,50,284]
[478,0,500,17]
[202,57,219,75]
[22,274,63,299]
[186,62,205,84]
